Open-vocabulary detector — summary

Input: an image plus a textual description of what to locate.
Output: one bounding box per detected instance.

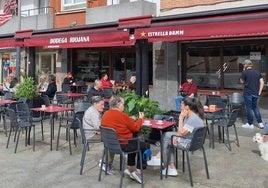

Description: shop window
[185,43,266,90]
[62,0,86,11]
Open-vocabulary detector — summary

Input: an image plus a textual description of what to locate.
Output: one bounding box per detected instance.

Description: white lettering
[148,30,184,37]
[69,36,90,43]
[49,38,67,44]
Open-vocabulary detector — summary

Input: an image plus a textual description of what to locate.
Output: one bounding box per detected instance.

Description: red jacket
[181,82,198,96]
[100,78,113,89]
[101,109,142,144]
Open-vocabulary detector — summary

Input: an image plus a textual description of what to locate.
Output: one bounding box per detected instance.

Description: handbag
[181,91,189,97]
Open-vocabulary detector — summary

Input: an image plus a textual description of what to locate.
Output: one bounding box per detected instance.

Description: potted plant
[14,76,38,102]
[120,92,166,134]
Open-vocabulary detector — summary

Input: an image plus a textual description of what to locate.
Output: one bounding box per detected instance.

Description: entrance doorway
[36,52,56,75]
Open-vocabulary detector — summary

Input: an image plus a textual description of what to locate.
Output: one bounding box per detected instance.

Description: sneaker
[131,171,144,184]
[99,160,115,175]
[147,156,161,166]
[242,123,254,129]
[258,122,264,129]
[162,167,178,176]
[124,168,135,180]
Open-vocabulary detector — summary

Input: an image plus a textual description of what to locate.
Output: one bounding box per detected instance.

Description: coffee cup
[41,105,46,109]
[157,120,163,124]
[144,120,150,124]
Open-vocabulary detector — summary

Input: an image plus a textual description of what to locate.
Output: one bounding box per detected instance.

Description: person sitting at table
[37,75,48,92]
[63,72,75,92]
[0,75,19,93]
[87,79,104,102]
[179,75,198,97]
[147,97,205,177]
[125,74,136,92]
[101,95,149,184]
[100,73,115,89]
[42,74,57,101]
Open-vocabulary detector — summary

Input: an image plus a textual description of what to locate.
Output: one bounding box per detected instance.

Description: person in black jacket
[43,74,57,100]
[87,79,104,102]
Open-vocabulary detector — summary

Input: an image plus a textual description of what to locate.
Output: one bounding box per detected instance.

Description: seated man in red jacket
[179,75,198,97]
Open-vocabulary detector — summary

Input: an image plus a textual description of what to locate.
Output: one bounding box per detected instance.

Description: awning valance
[134,11,268,42]
[24,29,134,48]
[14,29,33,39]
[0,38,23,48]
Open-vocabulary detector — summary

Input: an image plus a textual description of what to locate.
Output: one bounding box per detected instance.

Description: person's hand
[179,109,188,119]
[110,80,115,85]
[172,136,178,146]
[138,112,144,119]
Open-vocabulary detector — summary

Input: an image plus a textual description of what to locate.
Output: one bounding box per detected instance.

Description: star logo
[140,31,147,38]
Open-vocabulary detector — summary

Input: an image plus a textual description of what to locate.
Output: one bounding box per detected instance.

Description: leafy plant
[120,92,166,118]
[14,77,38,100]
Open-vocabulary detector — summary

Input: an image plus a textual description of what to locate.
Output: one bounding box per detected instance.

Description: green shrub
[14,77,37,100]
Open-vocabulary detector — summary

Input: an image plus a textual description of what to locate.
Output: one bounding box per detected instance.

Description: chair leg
[138,151,144,188]
[6,126,14,148]
[41,121,44,141]
[225,127,231,151]
[182,150,185,172]
[202,147,210,179]
[80,142,88,175]
[166,145,172,178]
[98,149,106,181]
[186,151,193,187]
[234,125,240,147]
[68,128,72,155]
[33,126,35,152]
[119,154,125,188]
[56,125,61,151]
[15,128,21,153]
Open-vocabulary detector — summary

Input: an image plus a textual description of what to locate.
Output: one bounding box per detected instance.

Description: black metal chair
[79,111,101,175]
[17,102,44,141]
[205,101,226,149]
[6,105,36,153]
[98,126,144,188]
[216,109,240,151]
[3,92,13,100]
[165,126,209,187]
[56,110,82,155]
[229,92,245,119]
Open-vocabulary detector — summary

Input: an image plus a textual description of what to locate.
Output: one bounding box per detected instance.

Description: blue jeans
[243,94,262,125]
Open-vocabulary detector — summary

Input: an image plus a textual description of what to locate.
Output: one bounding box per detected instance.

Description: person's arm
[259,78,264,96]
[126,112,144,133]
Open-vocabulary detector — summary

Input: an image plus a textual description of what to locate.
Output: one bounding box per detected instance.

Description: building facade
[0,0,267,111]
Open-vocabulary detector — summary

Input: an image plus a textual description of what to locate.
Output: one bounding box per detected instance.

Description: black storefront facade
[4,5,268,110]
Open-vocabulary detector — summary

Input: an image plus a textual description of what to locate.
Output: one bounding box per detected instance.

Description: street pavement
[0,100,268,188]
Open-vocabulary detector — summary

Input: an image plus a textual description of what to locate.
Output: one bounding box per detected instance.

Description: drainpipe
[15,0,21,79]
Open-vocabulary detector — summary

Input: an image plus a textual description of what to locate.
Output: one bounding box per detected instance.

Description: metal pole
[15,0,21,79]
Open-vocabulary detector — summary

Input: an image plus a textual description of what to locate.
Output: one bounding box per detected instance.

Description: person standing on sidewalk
[240,59,264,129]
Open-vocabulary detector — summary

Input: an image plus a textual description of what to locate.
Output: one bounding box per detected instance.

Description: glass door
[36,52,56,75]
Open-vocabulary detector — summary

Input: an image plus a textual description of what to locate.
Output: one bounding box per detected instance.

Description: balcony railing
[20,6,54,17]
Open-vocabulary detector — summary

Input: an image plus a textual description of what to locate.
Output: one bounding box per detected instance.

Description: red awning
[0,38,23,48]
[135,12,268,42]
[24,29,134,48]
[14,29,33,39]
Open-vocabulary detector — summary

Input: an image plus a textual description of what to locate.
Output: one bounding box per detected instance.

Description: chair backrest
[71,111,84,129]
[4,92,13,100]
[76,101,91,112]
[207,95,222,105]
[102,88,113,98]
[227,109,239,127]
[56,92,68,104]
[100,126,123,155]
[16,103,32,123]
[153,114,174,121]
[62,83,71,93]
[18,97,27,103]
[188,126,207,151]
[231,93,244,104]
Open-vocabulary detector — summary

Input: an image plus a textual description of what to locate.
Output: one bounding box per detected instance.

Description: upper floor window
[62,0,86,11]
